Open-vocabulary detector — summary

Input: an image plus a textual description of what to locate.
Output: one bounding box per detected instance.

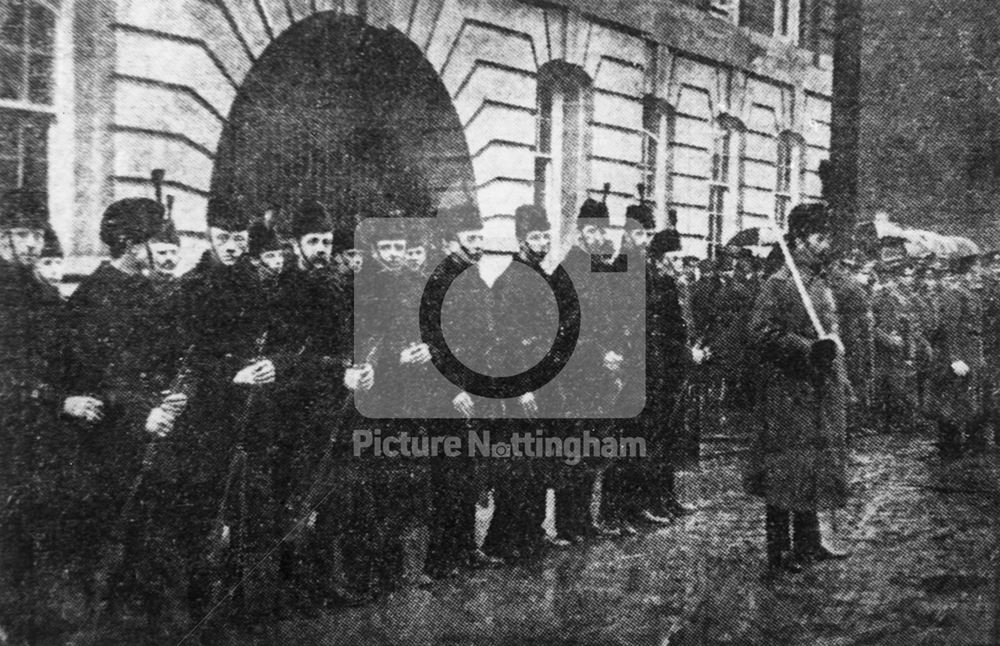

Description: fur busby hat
[100,198,164,251]
[40,227,63,259]
[438,203,482,238]
[248,218,282,257]
[150,213,180,246]
[625,184,655,231]
[280,199,333,239]
[332,227,359,252]
[365,217,408,246]
[514,204,550,240]
[649,229,682,257]
[577,183,611,229]
[787,202,832,241]
[206,193,250,232]
[0,189,49,230]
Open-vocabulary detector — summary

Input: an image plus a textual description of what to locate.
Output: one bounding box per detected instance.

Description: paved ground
[48,432,1000,645]
[229,433,997,646]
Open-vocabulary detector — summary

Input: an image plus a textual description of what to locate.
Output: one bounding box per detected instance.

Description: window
[0,0,55,196]
[708,127,731,257]
[775,135,793,227]
[535,62,593,257]
[740,0,776,35]
[800,0,835,55]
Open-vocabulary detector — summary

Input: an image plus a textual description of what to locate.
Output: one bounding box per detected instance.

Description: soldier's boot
[764,505,799,576]
[792,511,849,563]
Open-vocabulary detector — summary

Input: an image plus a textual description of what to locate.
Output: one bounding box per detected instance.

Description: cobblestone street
[220,433,996,646]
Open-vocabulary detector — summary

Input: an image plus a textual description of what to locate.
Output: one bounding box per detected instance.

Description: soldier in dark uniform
[744,203,850,576]
[925,250,986,455]
[604,199,691,526]
[423,204,501,578]
[169,194,281,633]
[61,197,190,634]
[0,190,72,643]
[829,251,876,435]
[558,198,625,538]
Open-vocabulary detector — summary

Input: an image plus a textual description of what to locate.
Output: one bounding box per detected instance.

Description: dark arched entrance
[210,13,475,229]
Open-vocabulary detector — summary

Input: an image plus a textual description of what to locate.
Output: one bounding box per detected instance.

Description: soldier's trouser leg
[482,459,546,559]
[791,510,821,556]
[426,457,478,574]
[764,505,790,567]
[554,464,594,539]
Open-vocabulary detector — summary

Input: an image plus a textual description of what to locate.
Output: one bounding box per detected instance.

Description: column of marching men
[0,185,999,644]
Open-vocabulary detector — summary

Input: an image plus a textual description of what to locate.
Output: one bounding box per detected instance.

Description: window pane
[0,0,25,47]
[740,0,776,35]
[27,52,51,104]
[0,158,19,191]
[28,3,55,53]
[20,117,47,190]
[0,47,24,100]
[0,113,18,156]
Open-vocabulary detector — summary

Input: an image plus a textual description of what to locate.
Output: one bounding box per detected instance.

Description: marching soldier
[829,251,876,434]
[0,190,70,643]
[744,203,850,576]
[61,197,189,634]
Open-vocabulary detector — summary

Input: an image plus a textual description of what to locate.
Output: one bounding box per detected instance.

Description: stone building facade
[2,0,833,268]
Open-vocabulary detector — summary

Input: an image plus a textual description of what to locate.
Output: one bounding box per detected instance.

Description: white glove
[400,343,432,365]
[520,392,538,417]
[233,359,276,385]
[453,391,474,418]
[344,364,374,391]
[604,351,624,372]
[691,346,707,365]
[951,360,970,377]
[145,407,175,437]
[63,396,104,422]
[160,392,188,417]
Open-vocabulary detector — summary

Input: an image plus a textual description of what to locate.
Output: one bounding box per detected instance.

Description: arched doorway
[210,12,475,230]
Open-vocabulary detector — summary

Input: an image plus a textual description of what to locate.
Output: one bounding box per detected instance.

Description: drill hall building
[3,0,833,268]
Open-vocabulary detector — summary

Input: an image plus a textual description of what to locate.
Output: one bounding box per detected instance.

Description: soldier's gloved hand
[453,392,474,418]
[344,364,374,392]
[160,393,188,417]
[233,359,275,385]
[810,335,841,374]
[691,345,707,365]
[951,360,970,377]
[604,351,624,373]
[520,392,539,418]
[145,407,175,437]
[400,343,432,365]
[63,396,104,422]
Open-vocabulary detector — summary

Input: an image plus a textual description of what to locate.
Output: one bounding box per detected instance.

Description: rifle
[206,331,269,569]
[79,344,196,643]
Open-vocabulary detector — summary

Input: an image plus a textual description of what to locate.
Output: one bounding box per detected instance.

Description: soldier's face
[209,227,248,266]
[259,250,285,273]
[296,232,333,269]
[454,230,484,259]
[34,256,63,285]
[525,230,551,256]
[2,227,44,265]
[149,242,179,276]
[580,225,604,251]
[628,228,655,251]
[406,245,427,271]
[336,249,363,274]
[374,238,407,270]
